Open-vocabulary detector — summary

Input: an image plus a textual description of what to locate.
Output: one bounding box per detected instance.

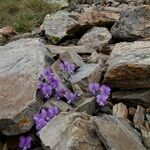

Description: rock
[104,41,150,89]
[10,33,32,42]
[74,97,96,115]
[134,105,145,129]
[111,6,150,40]
[68,0,95,5]
[70,64,101,91]
[60,51,85,67]
[99,102,113,114]
[46,0,69,8]
[113,102,128,119]
[41,10,77,44]
[0,26,17,44]
[129,107,136,116]
[141,129,150,149]
[0,38,51,135]
[112,89,150,108]
[44,98,73,112]
[78,27,112,51]
[39,112,103,150]
[68,10,119,34]
[2,143,8,150]
[46,45,94,55]
[103,6,121,13]
[146,113,150,123]
[93,115,146,150]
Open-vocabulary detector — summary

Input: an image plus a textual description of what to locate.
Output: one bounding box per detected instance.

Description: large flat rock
[93,115,146,150]
[39,112,103,150]
[104,41,150,89]
[0,38,49,135]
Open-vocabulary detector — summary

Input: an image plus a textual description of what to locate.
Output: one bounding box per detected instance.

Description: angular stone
[93,115,146,150]
[129,107,136,116]
[0,38,50,135]
[104,41,150,89]
[113,103,128,119]
[60,51,85,67]
[68,10,119,34]
[74,97,96,115]
[39,112,103,150]
[70,64,101,91]
[111,6,150,40]
[46,45,94,55]
[112,89,150,108]
[46,0,69,8]
[41,10,77,44]
[44,98,73,112]
[134,105,145,129]
[141,129,150,149]
[99,102,113,114]
[78,27,112,50]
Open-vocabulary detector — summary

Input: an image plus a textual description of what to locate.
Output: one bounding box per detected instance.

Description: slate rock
[0,38,50,135]
[111,6,150,40]
[104,41,150,89]
[41,10,77,44]
[112,89,150,108]
[78,27,112,50]
[39,112,104,150]
[70,64,101,91]
[93,115,146,150]
[74,97,96,115]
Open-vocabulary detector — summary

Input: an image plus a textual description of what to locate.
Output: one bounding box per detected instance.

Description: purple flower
[96,94,109,106]
[33,108,47,131]
[65,92,76,104]
[41,83,53,99]
[100,85,111,96]
[89,83,100,95]
[60,61,75,75]
[54,88,66,100]
[46,106,59,121]
[43,68,52,78]
[50,79,59,89]
[18,136,32,150]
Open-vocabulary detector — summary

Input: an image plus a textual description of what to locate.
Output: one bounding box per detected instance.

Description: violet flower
[46,106,59,121]
[100,85,111,96]
[18,136,32,150]
[54,88,66,100]
[89,83,100,95]
[65,92,76,104]
[41,83,53,99]
[96,94,109,106]
[60,61,75,75]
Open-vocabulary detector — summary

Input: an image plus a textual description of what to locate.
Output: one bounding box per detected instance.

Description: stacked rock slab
[0,38,50,135]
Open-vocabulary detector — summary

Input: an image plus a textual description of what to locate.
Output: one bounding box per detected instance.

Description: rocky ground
[0,0,150,149]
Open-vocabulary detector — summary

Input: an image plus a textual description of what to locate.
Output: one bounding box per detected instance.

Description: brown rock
[113,102,128,119]
[134,105,145,129]
[129,107,136,116]
[104,41,150,89]
[0,38,50,135]
[111,6,150,40]
[141,129,150,149]
[93,115,146,150]
[39,112,104,150]
[112,89,150,108]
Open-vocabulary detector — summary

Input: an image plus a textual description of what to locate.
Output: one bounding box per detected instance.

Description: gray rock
[39,112,103,150]
[112,89,150,108]
[46,0,69,8]
[78,27,112,51]
[70,64,101,91]
[74,97,96,115]
[93,115,146,150]
[113,102,128,119]
[46,45,94,55]
[133,105,145,129]
[41,10,77,44]
[141,129,150,149]
[111,6,150,40]
[0,38,50,135]
[44,98,73,112]
[104,41,150,89]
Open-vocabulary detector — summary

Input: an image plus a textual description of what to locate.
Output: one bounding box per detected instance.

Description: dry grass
[0,0,60,33]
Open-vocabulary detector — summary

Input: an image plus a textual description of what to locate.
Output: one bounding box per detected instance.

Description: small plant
[18,136,32,150]
[89,83,111,106]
